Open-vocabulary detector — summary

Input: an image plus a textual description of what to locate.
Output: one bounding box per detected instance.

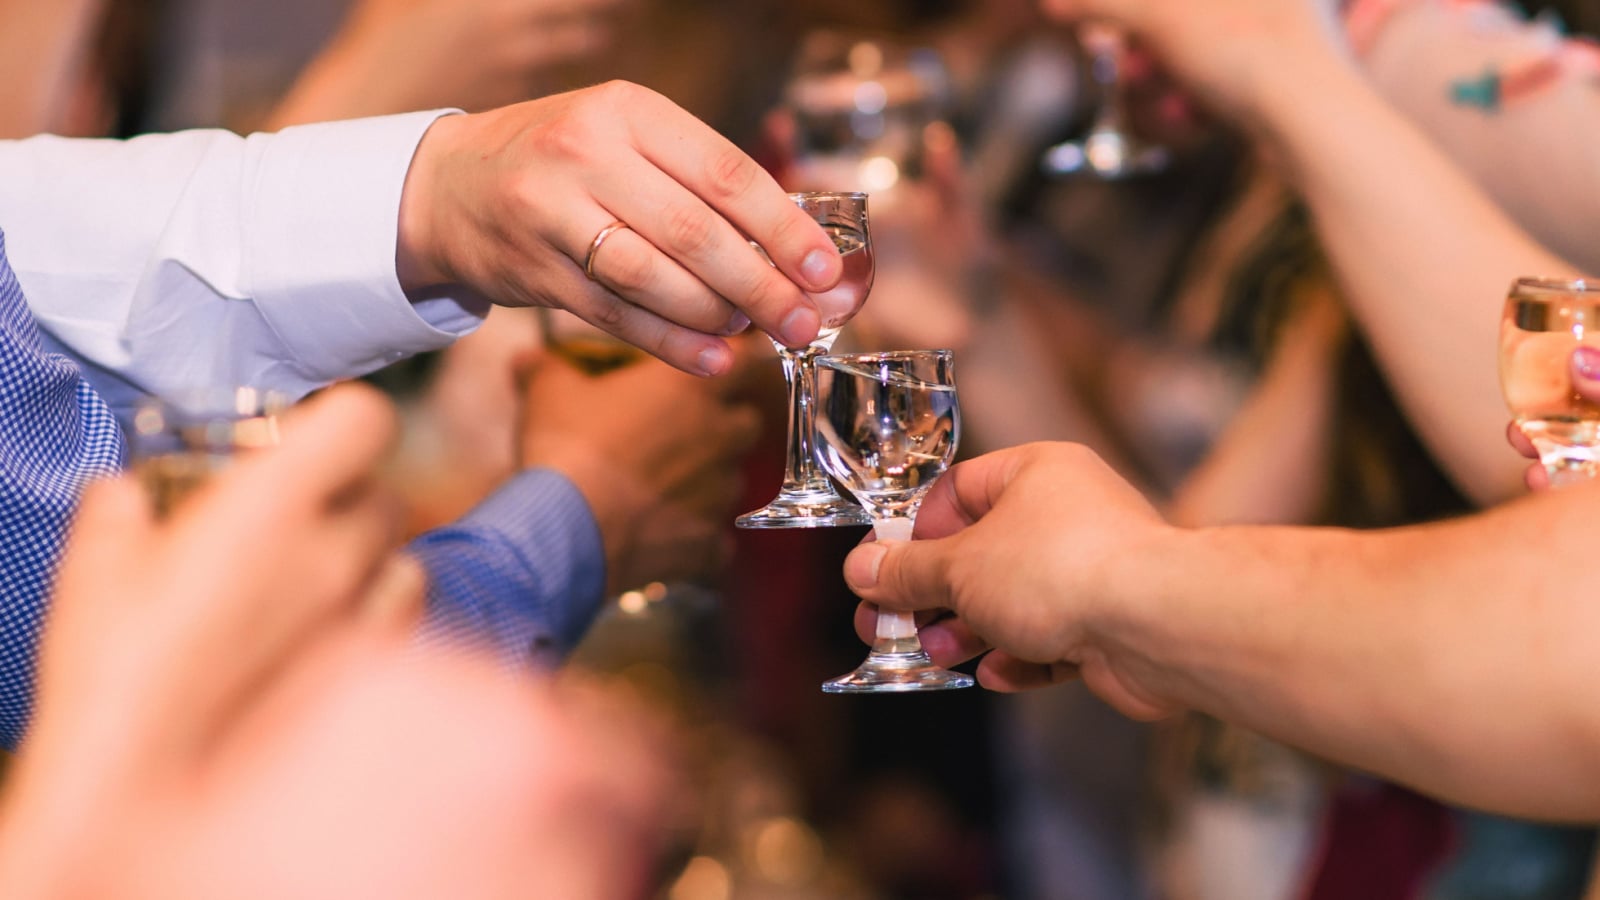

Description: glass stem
[778,347,834,493]
[1088,46,1126,133]
[871,515,919,641]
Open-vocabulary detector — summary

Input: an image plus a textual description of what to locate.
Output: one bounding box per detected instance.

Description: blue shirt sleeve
[408,468,607,668]
[0,230,125,749]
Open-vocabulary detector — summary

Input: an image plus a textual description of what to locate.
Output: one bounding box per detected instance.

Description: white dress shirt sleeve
[0,109,486,399]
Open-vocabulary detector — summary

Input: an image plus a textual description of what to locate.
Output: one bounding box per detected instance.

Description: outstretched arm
[845,442,1600,821]
[1041,0,1575,505]
[4,82,849,400]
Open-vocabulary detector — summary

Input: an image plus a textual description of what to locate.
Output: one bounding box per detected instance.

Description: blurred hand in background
[0,383,676,898]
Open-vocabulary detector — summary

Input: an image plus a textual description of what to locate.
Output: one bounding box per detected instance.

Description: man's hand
[397,82,847,376]
[517,340,763,591]
[841,443,1182,719]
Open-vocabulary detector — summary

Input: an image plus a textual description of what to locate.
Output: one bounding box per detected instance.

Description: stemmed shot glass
[813,349,973,693]
[1500,278,1600,486]
[1041,23,1169,180]
[128,387,289,516]
[736,191,875,529]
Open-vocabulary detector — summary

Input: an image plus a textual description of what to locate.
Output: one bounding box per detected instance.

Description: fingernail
[696,344,730,376]
[1576,346,1600,380]
[849,543,886,588]
[779,307,818,349]
[723,312,750,335]
[801,249,837,289]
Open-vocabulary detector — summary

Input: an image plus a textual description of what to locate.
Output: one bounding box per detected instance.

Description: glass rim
[819,349,953,366]
[1511,276,1600,294]
[788,190,869,201]
[817,349,955,385]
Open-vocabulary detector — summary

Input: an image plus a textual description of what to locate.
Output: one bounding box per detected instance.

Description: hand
[0,383,675,898]
[267,0,629,128]
[1507,345,1600,490]
[841,442,1182,719]
[517,340,763,591]
[397,82,847,376]
[1038,0,1348,127]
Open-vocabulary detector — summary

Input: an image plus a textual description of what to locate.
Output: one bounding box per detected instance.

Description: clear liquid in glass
[814,373,956,511]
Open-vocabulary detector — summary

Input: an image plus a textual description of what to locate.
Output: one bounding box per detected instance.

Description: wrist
[1080,519,1203,714]
[1243,47,1371,166]
[396,112,465,292]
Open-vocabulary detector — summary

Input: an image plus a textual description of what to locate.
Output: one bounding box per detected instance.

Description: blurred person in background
[0,383,677,898]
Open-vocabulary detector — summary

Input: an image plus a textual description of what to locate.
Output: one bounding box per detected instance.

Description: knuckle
[702,146,759,204]
[592,79,642,106]
[738,268,796,316]
[589,296,630,330]
[662,205,717,258]
[534,116,596,165]
[604,243,655,293]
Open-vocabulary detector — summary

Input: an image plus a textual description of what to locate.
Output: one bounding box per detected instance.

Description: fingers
[977,652,1082,693]
[1507,419,1536,459]
[611,85,845,328]
[843,534,956,613]
[850,603,991,668]
[1526,462,1550,492]
[552,267,738,376]
[574,213,743,335]
[155,385,406,750]
[905,447,1027,540]
[586,150,828,349]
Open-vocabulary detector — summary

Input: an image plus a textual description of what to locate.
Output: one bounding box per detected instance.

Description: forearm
[1116,482,1600,819]
[1252,51,1572,504]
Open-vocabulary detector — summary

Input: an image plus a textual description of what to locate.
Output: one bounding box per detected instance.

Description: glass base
[735,489,871,529]
[821,644,976,694]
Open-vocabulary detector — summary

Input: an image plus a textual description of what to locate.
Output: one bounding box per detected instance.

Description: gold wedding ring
[583,220,630,282]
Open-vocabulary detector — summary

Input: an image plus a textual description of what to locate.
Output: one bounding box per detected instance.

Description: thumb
[843,533,957,614]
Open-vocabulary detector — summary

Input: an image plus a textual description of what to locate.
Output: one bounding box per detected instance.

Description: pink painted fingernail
[1575,346,1600,381]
